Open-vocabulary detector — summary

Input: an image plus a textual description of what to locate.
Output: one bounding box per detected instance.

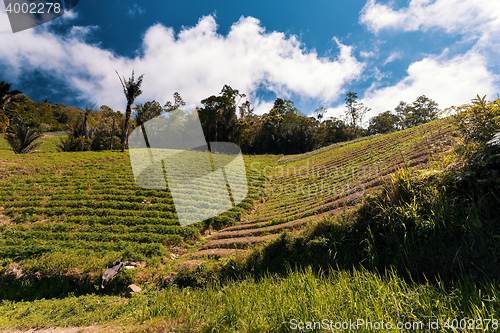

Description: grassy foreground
[1,267,499,332]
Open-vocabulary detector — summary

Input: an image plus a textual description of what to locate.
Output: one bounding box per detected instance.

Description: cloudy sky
[0,0,499,123]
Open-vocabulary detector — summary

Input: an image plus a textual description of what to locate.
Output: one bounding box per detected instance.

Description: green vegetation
[0,145,277,300]
[0,77,499,332]
[116,70,145,153]
[1,268,499,332]
[4,117,44,154]
[250,117,454,223]
[1,79,444,155]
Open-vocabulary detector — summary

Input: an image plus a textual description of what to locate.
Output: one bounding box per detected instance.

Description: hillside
[2,115,500,332]
[197,117,456,255]
[0,117,456,297]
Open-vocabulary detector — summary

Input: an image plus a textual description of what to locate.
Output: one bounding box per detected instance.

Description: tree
[57,107,97,152]
[81,106,93,151]
[344,91,358,127]
[394,101,409,127]
[344,91,370,129]
[267,98,287,127]
[131,100,163,149]
[133,100,163,127]
[405,95,439,128]
[316,117,355,147]
[164,92,186,113]
[5,117,44,154]
[96,105,125,150]
[116,70,144,152]
[255,98,316,154]
[199,85,244,143]
[457,95,500,147]
[367,111,400,134]
[453,95,500,167]
[0,81,22,112]
[0,112,9,133]
[238,100,253,118]
[396,96,439,129]
[315,106,326,121]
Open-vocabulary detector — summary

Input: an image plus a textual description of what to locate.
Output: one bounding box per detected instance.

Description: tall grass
[1,267,499,332]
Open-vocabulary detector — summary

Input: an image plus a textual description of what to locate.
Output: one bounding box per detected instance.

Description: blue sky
[1,0,499,123]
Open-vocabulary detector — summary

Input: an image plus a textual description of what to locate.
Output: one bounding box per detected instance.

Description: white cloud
[0,11,365,113]
[383,51,402,65]
[252,99,275,116]
[324,49,498,124]
[356,0,500,123]
[360,0,500,36]
[360,51,376,58]
[359,50,498,120]
[323,105,345,121]
[127,4,145,18]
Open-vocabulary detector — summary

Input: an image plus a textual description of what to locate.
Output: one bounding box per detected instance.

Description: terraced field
[197,118,458,256]
[0,118,458,287]
[0,148,277,267]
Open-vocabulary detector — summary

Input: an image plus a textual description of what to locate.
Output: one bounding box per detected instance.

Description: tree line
[0,73,442,154]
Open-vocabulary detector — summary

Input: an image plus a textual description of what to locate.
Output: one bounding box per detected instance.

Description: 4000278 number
[443,318,498,331]
[5,2,61,14]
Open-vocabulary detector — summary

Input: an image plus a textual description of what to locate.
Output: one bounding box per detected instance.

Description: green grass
[0,147,278,300]
[0,132,66,155]
[249,117,457,223]
[1,267,498,332]
[1,116,498,332]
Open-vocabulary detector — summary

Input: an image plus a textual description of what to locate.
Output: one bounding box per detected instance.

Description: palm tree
[116,70,144,152]
[5,118,43,154]
[0,81,22,112]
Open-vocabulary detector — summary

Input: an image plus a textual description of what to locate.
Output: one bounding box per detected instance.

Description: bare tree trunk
[82,108,90,151]
[121,103,132,152]
[110,118,115,150]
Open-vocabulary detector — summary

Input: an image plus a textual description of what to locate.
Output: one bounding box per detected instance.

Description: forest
[0,76,441,155]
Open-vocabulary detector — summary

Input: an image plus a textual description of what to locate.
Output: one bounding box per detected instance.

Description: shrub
[455,95,500,165]
[5,118,43,154]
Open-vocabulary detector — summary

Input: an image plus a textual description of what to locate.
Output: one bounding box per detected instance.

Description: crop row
[6,207,177,219]
[1,199,176,211]
[0,239,167,260]
[0,154,278,262]
[2,221,197,236]
[56,215,180,226]
[0,194,174,204]
[0,187,172,197]
[3,229,188,244]
[249,118,455,221]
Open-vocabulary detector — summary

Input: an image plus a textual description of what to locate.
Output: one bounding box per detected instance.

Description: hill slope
[0,117,458,300]
[197,117,457,254]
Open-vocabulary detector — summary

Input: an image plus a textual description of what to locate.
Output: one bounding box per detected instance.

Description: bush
[455,95,500,165]
[91,135,122,151]
[5,118,43,154]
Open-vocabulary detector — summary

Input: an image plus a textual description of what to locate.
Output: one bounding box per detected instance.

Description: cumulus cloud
[252,99,275,116]
[360,0,500,35]
[353,0,500,124]
[324,49,498,122]
[360,50,497,120]
[0,9,364,113]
